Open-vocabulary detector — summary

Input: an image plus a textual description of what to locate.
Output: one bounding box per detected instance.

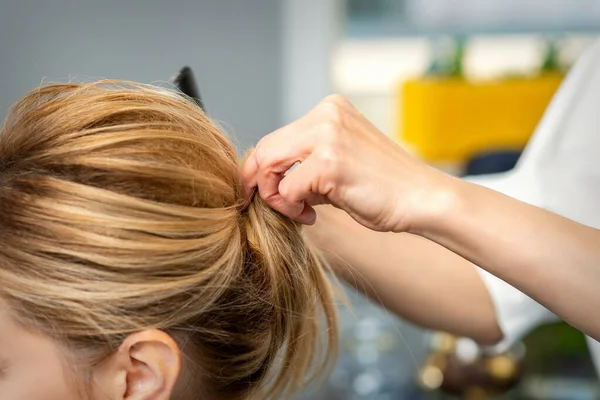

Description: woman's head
[0,81,337,399]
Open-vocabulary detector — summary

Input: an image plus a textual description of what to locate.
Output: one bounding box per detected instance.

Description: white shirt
[462,38,600,373]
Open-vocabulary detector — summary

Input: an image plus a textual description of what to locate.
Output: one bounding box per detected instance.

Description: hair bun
[0,80,337,400]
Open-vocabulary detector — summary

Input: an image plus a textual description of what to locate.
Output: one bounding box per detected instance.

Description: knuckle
[319,97,345,127]
[323,93,350,108]
[321,120,343,142]
[253,140,274,169]
[316,145,341,181]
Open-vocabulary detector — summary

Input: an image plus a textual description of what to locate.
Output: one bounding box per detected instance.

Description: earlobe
[120,329,181,400]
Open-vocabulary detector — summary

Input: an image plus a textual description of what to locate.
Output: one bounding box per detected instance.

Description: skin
[0,300,181,400]
[0,303,76,400]
[305,205,503,344]
[426,176,600,342]
[242,94,600,343]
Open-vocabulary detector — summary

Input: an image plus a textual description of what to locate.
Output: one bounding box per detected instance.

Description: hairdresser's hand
[241,95,453,233]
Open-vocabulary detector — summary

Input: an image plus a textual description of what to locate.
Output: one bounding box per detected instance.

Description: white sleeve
[457,40,600,354]
[474,266,559,353]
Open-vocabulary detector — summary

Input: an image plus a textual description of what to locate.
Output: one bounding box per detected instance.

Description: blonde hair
[0,81,337,399]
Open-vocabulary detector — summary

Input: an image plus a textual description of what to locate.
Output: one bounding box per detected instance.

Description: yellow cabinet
[399,74,563,163]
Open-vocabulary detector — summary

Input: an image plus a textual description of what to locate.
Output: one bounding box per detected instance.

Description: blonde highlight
[0,81,338,399]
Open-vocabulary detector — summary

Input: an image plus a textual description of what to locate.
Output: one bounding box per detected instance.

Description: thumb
[278,155,325,205]
[278,156,332,224]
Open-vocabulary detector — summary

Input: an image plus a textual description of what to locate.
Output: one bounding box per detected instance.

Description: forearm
[418,177,600,340]
[306,206,502,344]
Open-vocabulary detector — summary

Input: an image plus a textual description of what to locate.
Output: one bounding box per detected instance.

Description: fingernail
[278,181,288,199]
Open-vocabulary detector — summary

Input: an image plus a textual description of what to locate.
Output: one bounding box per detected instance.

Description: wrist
[406,173,467,238]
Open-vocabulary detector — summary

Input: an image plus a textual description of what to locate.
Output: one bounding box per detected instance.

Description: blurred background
[1,1,599,399]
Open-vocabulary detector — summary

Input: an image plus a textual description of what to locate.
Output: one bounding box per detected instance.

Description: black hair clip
[172,66,205,111]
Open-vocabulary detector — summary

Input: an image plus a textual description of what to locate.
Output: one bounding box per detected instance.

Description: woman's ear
[94,329,181,400]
